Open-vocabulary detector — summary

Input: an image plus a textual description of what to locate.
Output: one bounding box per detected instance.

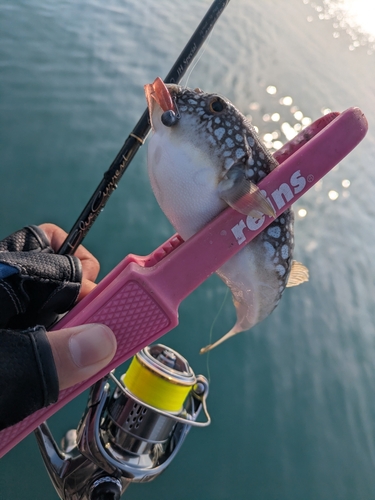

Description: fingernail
[69,324,116,368]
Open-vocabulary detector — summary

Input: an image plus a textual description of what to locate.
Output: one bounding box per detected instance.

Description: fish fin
[218,163,276,218]
[200,297,251,354]
[286,260,309,287]
[200,326,241,354]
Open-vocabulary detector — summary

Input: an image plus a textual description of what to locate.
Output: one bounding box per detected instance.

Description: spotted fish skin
[147,84,304,351]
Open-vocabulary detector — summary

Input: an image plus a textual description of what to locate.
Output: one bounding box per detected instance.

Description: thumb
[46,324,117,390]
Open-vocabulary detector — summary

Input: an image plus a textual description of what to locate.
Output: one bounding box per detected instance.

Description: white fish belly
[148,132,226,239]
[217,235,284,333]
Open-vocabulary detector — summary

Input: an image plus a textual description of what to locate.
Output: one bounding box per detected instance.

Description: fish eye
[209,97,226,113]
[161,110,179,127]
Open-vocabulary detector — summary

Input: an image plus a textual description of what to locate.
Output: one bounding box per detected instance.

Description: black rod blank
[58,0,230,255]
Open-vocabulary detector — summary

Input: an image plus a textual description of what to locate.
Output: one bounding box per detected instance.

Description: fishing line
[204,286,229,384]
[181,31,213,89]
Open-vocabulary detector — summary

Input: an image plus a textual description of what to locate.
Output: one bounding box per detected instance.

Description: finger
[80,278,97,300]
[39,223,100,283]
[47,323,117,390]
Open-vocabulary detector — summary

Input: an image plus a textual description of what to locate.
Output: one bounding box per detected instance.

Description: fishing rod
[33,3,230,499]
[58,0,231,255]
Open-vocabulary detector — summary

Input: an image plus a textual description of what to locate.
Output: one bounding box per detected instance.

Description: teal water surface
[1,1,375,499]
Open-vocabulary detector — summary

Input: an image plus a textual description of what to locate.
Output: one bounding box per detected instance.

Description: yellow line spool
[122,345,196,413]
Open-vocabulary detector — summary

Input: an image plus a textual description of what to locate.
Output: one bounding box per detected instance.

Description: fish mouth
[144,77,176,114]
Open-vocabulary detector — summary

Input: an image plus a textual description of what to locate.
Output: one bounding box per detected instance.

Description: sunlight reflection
[250,83,335,156]
[302,117,312,126]
[280,96,293,106]
[266,85,277,95]
[303,0,375,54]
[335,1,375,37]
[263,133,273,142]
[281,122,298,140]
[328,190,339,200]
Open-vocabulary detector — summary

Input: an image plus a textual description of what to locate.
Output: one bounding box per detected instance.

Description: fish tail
[199,286,273,353]
[200,298,251,354]
[200,325,243,354]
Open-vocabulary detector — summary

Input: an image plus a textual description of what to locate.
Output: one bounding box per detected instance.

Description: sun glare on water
[244,1,368,221]
[303,0,375,54]
[333,0,375,37]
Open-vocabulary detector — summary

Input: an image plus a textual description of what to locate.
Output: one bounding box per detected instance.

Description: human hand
[38,223,117,390]
[38,223,99,301]
[0,223,116,429]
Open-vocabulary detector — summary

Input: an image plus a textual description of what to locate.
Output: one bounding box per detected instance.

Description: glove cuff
[27,326,59,407]
[0,326,59,430]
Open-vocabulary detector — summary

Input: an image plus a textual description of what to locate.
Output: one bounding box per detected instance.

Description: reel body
[35,344,209,500]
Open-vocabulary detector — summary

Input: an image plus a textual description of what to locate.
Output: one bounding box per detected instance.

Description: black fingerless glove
[0,325,58,430]
[0,225,82,329]
[0,225,83,429]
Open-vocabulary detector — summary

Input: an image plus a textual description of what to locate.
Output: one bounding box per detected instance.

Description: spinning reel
[35,344,210,499]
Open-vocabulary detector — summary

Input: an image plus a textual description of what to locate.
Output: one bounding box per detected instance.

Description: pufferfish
[145,77,308,353]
